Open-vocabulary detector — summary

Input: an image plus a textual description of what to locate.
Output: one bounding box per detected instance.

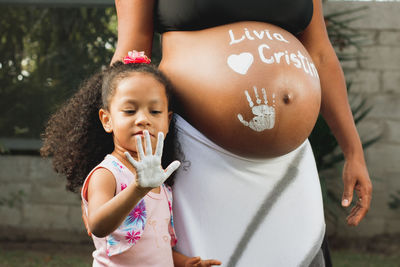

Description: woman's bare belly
[159,22,321,158]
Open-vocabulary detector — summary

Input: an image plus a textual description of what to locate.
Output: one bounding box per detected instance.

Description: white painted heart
[227,52,254,75]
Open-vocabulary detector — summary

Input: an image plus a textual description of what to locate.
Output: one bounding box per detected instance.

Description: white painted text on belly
[227,28,319,78]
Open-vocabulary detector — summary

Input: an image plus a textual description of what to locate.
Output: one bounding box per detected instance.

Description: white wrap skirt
[172,115,326,267]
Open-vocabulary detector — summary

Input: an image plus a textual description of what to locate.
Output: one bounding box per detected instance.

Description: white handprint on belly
[237,87,276,132]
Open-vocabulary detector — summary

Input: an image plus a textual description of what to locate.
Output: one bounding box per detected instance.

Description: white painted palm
[237,86,276,132]
[125,130,180,188]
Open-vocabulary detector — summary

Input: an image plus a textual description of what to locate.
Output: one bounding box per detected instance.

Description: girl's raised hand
[184,256,222,267]
[125,130,180,188]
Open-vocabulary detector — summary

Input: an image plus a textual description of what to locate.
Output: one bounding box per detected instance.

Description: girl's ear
[168,111,173,124]
[99,108,113,133]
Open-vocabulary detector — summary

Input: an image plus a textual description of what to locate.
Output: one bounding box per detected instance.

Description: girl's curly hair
[41,61,178,192]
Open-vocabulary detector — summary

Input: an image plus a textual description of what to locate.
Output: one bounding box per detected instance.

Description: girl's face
[100,73,172,158]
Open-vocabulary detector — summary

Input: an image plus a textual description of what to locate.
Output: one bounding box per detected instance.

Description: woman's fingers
[341,159,372,225]
[342,177,356,207]
[347,202,363,226]
[346,182,372,226]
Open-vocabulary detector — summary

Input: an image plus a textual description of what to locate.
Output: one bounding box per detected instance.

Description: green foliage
[331,250,400,267]
[0,6,117,139]
[324,6,369,56]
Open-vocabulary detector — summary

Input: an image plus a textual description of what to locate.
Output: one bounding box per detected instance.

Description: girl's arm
[111,0,155,64]
[173,250,222,267]
[87,132,180,237]
[87,168,149,237]
[298,0,372,226]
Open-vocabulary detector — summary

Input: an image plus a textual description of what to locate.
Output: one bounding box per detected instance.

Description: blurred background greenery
[0,6,116,139]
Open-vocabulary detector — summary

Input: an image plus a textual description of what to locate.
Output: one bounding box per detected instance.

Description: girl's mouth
[133,131,154,138]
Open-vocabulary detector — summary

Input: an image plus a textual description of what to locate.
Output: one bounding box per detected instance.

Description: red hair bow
[123,50,151,64]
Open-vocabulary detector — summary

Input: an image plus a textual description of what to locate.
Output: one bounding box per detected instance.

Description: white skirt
[172,115,325,267]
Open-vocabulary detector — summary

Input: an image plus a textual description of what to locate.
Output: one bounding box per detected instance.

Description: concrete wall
[0,1,400,243]
[323,1,400,238]
[0,156,89,243]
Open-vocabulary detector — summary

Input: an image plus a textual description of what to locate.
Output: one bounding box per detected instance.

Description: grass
[0,242,92,267]
[331,250,400,267]
[0,250,91,267]
[0,241,399,266]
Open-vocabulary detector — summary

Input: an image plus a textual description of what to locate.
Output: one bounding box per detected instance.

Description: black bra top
[154,0,314,35]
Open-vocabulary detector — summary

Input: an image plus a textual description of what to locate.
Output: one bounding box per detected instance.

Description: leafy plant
[324,6,369,56]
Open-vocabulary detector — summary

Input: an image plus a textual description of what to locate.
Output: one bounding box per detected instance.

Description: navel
[283,93,293,104]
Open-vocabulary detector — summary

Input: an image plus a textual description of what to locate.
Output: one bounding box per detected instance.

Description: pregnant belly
[160,22,321,158]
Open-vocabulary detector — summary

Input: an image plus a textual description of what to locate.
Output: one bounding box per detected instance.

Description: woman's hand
[184,256,222,267]
[341,157,373,226]
[125,130,180,188]
[299,0,373,227]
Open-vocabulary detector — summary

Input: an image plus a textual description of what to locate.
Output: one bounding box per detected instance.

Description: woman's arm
[298,0,372,226]
[111,0,155,64]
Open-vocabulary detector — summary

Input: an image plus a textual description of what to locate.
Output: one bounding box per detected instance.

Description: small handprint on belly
[237,87,276,132]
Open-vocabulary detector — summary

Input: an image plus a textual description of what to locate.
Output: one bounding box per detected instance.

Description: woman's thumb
[342,180,354,207]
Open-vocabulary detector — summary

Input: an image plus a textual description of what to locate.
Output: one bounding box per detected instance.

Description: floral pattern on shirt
[125,230,142,244]
[123,199,146,230]
[120,183,127,191]
[106,199,147,256]
[164,185,178,247]
[111,160,124,172]
[98,155,177,256]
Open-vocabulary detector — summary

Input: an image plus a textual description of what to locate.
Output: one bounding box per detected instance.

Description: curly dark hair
[41,61,179,192]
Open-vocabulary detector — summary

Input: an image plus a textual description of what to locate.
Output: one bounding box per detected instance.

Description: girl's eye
[124,110,136,114]
[151,110,162,114]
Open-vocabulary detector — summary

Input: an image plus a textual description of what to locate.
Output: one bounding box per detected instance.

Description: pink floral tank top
[81,154,177,266]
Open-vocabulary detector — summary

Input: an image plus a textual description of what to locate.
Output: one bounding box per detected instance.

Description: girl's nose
[135,111,151,126]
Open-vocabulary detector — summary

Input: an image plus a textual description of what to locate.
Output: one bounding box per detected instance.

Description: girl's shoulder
[103,155,136,193]
[81,154,135,201]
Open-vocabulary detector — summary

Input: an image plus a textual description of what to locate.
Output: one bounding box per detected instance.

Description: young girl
[41,51,221,267]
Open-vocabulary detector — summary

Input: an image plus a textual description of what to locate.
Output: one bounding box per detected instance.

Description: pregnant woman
[112,0,372,266]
